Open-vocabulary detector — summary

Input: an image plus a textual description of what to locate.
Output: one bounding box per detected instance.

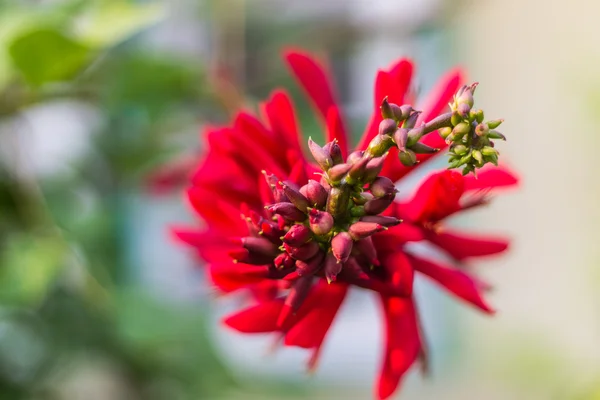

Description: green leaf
[8,28,92,86]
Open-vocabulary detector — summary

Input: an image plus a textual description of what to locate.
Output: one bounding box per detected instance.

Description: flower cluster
[172,49,518,399]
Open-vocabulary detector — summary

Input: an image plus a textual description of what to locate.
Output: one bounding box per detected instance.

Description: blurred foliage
[0,0,240,398]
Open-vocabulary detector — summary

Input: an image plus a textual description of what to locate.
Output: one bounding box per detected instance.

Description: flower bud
[457,103,470,118]
[411,142,439,154]
[259,220,284,243]
[364,195,394,215]
[487,130,506,140]
[266,202,306,222]
[481,146,498,157]
[282,224,312,246]
[393,105,414,121]
[398,149,418,166]
[487,119,504,129]
[277,275,313,327]
[402,111,421,129]
[379,119,397,136]
[308,137,333,171]
[331,232,353,263]
[457,85,474,108]
[347,150,364,165]
[320,175,331,191]
[229,248,273,265]
[472,149,483,166]
[359,215,402,227]
[370,176,396,198]
[326,186,351,219]
[347,155,370,182]
[452,122,471,139]
[342,257,369,280]
[274,252,295,269]
[262,171,288,202]
[295,251,325,276]
[470,108,484,123]
[350,206,365,217]
[282,183,309,212]
[475,123,489,137]
[324,140,343,165]
[380,97,394,119]
[308,208,334,236]
[349,221,386,240]
[367,134,394,157]
[284,241,320,261]
[362,156,385,183]
[452,144,468,155]
[327,163,352,183]
[302,180,328,208]
[438,126,452,139]
[450,110,462,126]
[241,236,279,256]
[393,128,409,149]
[324,252,342,283]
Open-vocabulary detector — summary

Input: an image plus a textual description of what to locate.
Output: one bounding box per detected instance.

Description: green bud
[350,206,365,217]
[398,149,418,166]
[367,134,394,157]
[461,164,474,176]
[439,126,452,139]
[452,144,468,155]
[459,152,472,165]
[411,142,439,154]
[472,150,483,166]
[485,152,499,166]
[448,158,463,169]
[487,130,506,140]
[487,119,504,129]
[470,108,484,123]
[481,146,498,157]
[450,110,462,126]
[452,122,471,139]
[326,185,351,219]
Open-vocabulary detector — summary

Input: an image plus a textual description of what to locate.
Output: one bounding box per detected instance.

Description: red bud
[331,232,353,263]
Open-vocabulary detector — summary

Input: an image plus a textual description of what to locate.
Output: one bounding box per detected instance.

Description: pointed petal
[283,49,338,121]
[410,255,494,313]
[427,230,509,260]
[223,299,284,333]
[261,89,302,155]
[209,262,270,292]
[376,296,420,400]
[381,252,414,297]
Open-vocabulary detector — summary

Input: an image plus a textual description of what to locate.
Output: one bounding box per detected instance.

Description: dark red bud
[308,208,334,235]
[284,241,320,261]
[352,192,374,206]
[346,150,364,165]
[266,202,306,222]
[403,111,421,129]
[327,163,352,182]
[370,176,396,198]
[262,171,288,202]
[364,195,395,215]
[348,221,386,240]
[282,183,309,212]
[241,236,279,256]
[331,232,353,263]
[274,252,296,270]
[308,138,333,171]
[379,118,397,136]
[359,215,402,227]
[259,221,285,243]
[282,224,312,246]
[228,248,273,265]
[324,252,342,283]
[353,236,379,266]
[363,157,386,183]
[303,180,328,208]
[324,140,344,165]
[295,251,325,276]
[393,104,414,121]
[342,257,369,280]
[393,128,409,150]
[347,155,370,181]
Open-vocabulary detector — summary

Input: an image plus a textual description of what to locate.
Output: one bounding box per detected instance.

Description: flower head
[173,49,518,399]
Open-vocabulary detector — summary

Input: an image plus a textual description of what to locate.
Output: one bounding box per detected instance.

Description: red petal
[223,299,284,333]
[427,230,509,260]
[171,227,239,262]
[464,165,519,192]
[261,89,302,155]
[326,106,348,158]
[209,262,269,292]
[381,252,414,297]
[410,255,494,313]
[399,170,465,223]
[376,296,420,400]
[186,187,247,233]
[283,49,338,121]
[284,281,348,349]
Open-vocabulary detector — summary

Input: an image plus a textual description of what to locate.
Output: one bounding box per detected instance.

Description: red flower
[173,49,518,399]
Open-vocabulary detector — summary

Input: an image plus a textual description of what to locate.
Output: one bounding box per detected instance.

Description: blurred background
[0,0,599,399]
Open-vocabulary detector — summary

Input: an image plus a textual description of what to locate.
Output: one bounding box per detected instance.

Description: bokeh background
[0,0,599,399]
